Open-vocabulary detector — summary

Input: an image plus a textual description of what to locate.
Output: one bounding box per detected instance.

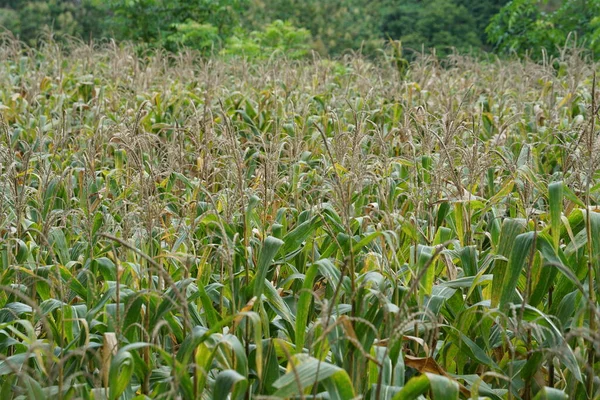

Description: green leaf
[458,245,483,303]
[295,263,318,352]
[109,350,134,400]
[322,369,356,400]
[253,236,284,299]
[391,374,429,400]
[532,387,568,400]
[499,231,535,310]
[281,217,321,255]
[354,231,383,253]
[263,279,295,327]
[529,233,561,307]
[0,302,32,323]
[521,351,543,381]
[491,218,526,307]
[585,209,600,269]
[522,305,583,382]
[49,228,70,265]
[213,370,248,400]
[411,244,434,301]
[23,376,46,400]
[426,373,459,399]
[0,353,34,376]
[197,283,220,327]
[151,278,194,327]
[548,181,563,249]
[273,356,355,399]
[447,327,498,369]
[370,346,392,387]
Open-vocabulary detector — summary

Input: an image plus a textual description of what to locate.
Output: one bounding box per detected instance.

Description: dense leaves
[381,0,489,57]
[0,38,599,398]
[7,0,600,59]
[487,0,600,59]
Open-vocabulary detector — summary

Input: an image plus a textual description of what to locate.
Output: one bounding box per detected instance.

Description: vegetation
[380,0,508,57]
[0,38,599,399]
[4,0,599,60]
[487,0,600,59]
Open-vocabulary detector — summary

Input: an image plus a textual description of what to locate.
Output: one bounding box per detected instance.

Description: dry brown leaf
[404,355,471,397]
[232,296,257,330]
[402,335,430,356]
[102,332,118,388]
[339,315,358,342]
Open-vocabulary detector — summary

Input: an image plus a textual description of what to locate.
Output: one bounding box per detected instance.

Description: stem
[585,72,597,398]
[548,285,555,388]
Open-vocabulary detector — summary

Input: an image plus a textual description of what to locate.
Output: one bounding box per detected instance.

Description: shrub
[222,20,312,59]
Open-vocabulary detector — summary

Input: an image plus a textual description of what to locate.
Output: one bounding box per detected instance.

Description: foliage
[3,0,599,61]
[222,20,312,59]
[487,0,600,59]
[242,0,385,56]
[242,0,509,57]
[455,0,510,45]
[0,38,599,399]
[105,0,248,46]
[0,0,104,44]
[381,0,508,57]
[166,20,220,54]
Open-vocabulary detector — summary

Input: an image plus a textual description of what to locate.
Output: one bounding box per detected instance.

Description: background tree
[105,0,248,47]
[381,0,480,57]
[487,0,600,58]
[1,0,599,60]
[455,0,509,46]
[241,0,385,56]
[0,0,104,44]
[380,0,509,57]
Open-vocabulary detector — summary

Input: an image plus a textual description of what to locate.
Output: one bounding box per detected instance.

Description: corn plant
[0,38,598,399]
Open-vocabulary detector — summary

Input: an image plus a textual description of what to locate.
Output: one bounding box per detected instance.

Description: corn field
[0,39,599,399]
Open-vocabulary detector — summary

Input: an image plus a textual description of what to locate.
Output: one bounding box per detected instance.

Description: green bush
[222,20,312,59]
[487,0,600,59]
[0,0,104,44]
[105,0,247,45]
[241,0,384,56]
[165,20,220,53]
[381,0,483,57]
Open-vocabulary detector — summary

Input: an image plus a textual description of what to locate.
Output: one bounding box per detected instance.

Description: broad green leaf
[322,369,356,400]
[522,305,583,382]
[426,373,459,399]
[295,263,318,352]
[529,233,561,307]
[197,283,220,327]
[491,218,526,307]
[411,244,434,301]
[391,374,429,400]
[447,327,498,369]
[499,231,535,310]
[584,209,600,268]
[532,387,568,400]
[281,216,321,255]
[49,228,70,265]
[23,376,46,400]
[273,356,355,399]
[253,236,284,299]
[548,181,563,249]
[213,370,247,400]
[0,353,34,376]
[458,245,482,303]
[109,350,134,400]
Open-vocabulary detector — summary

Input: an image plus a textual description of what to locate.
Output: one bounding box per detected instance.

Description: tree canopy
[0,0,597,59]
